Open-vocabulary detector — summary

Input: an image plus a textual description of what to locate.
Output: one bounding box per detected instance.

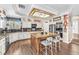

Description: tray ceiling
[0,4,79,17]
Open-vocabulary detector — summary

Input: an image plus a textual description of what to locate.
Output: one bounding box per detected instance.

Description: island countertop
[31,32,57,39]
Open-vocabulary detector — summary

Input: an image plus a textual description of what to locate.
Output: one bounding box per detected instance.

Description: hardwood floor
[5,39,79,55]
[5,39,36,55]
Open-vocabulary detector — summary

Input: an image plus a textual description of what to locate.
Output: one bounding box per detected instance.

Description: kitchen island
[31,32,57,54]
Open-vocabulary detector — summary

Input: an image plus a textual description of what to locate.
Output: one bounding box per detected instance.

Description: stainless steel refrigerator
[49,24,56,32]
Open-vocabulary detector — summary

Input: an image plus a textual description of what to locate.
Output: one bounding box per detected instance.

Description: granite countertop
[7,31,43,34]
[0,31,43,40]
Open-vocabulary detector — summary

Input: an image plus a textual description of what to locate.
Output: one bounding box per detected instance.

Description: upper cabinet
[6,17,22,30]
[0,8,7,29]
[0,17,6,29]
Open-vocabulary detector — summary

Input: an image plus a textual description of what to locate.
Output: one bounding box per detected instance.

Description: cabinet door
[26,33,31,39]
[0,38,6,55]
[0,19,6,29]
[13,33,19,41]
[23,32,31,39]
[9,34,15,43]
[23,32,27,39]
[9,34,12,44]
[12,34,16,42]
[9,34,14,43]
[18,32,24,40]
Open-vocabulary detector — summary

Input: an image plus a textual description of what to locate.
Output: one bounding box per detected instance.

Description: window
[72,20,78,33]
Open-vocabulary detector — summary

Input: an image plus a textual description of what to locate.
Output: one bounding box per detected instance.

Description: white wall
[71,16,79,39]
[22,17,31,28]
[22,17,44,28]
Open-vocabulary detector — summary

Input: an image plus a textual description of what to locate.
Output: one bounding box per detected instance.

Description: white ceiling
[35,4,71,15]
[0,4,79,17]
[71,4,79,16]
[0,4,21,17]
[36,4,79,16]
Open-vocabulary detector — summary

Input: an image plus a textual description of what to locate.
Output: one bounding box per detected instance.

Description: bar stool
[52,35,61,54]
[40,37,53,55]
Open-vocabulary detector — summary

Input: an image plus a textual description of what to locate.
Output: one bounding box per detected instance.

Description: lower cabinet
[0,32,31,55]
[23,32,31,39]
[9,33,20,44]
[13,33,19,41]
[0,37,6,55]
[9,32,31,44]
[9,34,14,44]
[18,32,24,40]
[18,32,31,40]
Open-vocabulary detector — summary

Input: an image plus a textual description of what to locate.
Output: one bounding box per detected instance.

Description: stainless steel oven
[31,24,37,31]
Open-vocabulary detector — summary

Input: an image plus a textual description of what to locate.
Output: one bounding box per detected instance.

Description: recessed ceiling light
[29,8,55,18]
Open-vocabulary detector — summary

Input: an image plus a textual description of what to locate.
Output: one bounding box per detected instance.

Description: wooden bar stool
[52,35,61,54]
[40,37,53,55]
